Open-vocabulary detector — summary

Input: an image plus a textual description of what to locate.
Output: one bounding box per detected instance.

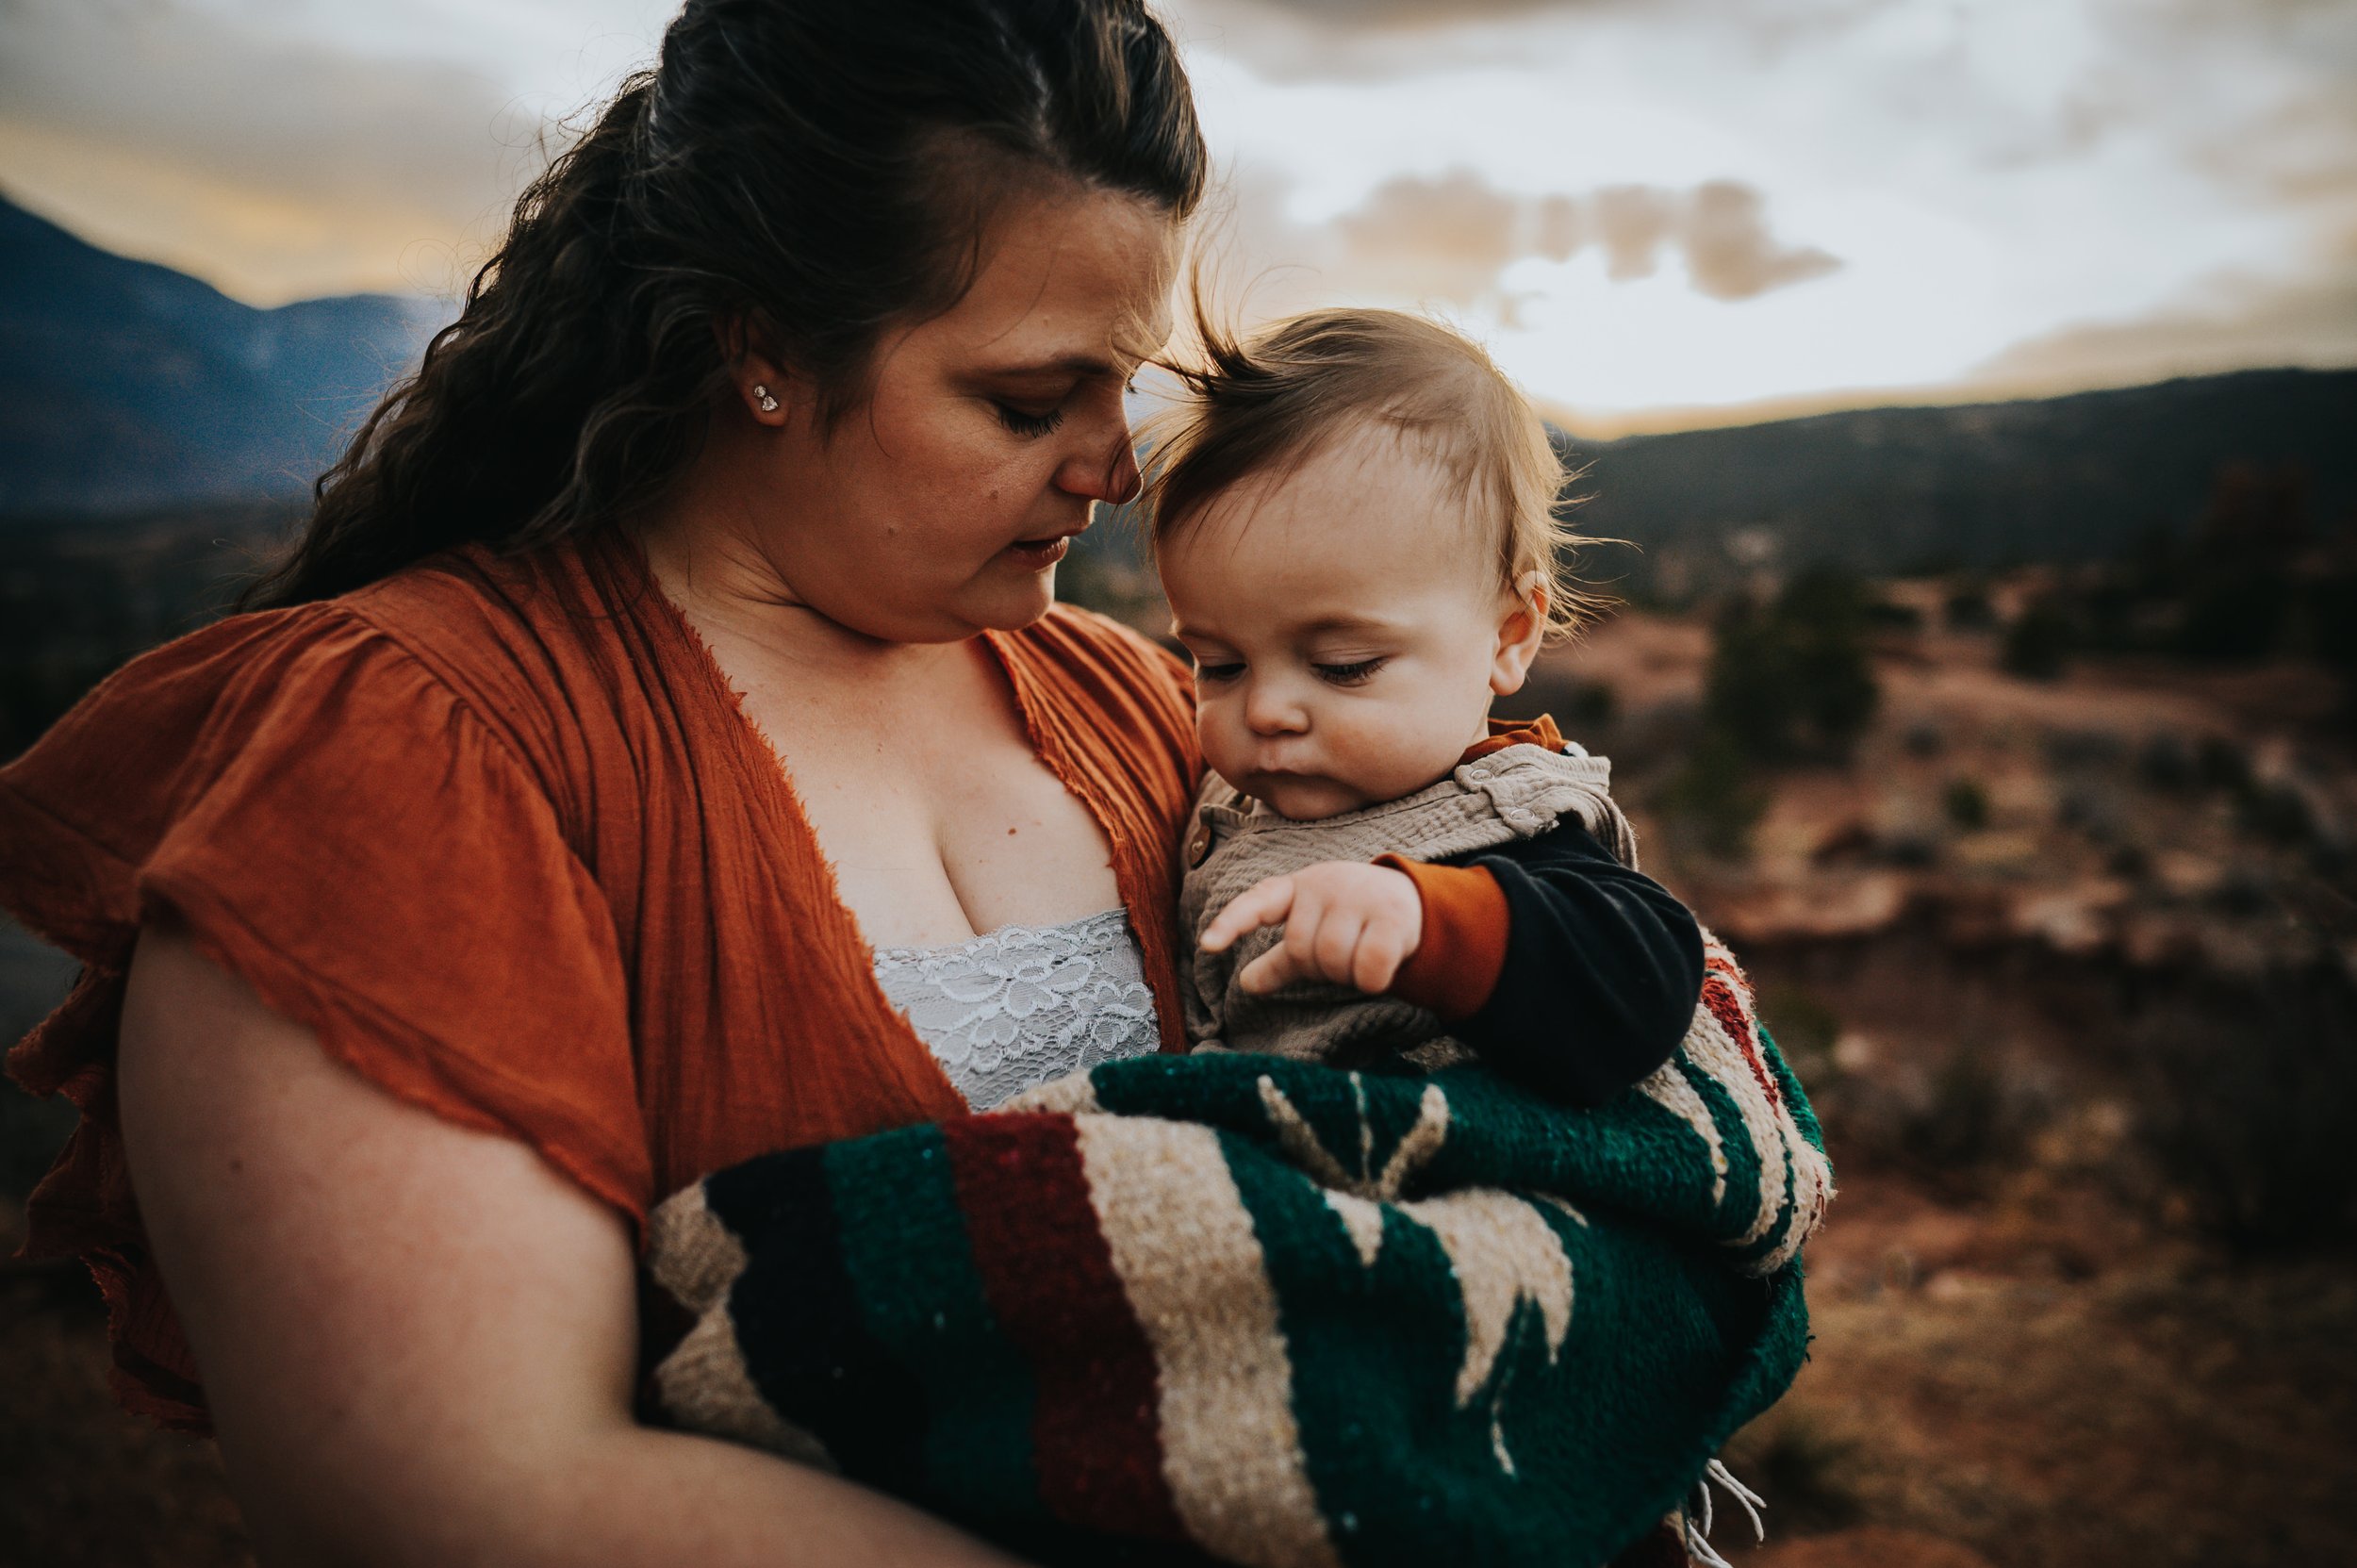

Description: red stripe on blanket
[943,1114,1185,1542]
[1702,976,1784,1109]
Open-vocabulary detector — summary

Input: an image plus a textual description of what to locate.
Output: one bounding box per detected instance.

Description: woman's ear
[735,351,792,429]
[1489,572,1550,697]
[714,317,795,429]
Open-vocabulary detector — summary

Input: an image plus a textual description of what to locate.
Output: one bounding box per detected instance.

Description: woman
[1,2,1206,1560]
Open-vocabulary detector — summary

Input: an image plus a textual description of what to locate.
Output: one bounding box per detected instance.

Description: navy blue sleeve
[1438,823,1705,1107]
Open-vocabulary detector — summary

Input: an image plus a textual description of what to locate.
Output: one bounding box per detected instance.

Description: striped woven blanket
[642,932,1832,1568]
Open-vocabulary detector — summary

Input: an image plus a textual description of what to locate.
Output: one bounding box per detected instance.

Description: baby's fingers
[1350,932,1409,994]
[1234,943,1300,996]
[1311,908,1369,988]
[1202,875,1296,953]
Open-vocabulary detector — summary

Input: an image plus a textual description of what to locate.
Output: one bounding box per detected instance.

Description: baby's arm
[1201,826,1704,1104]
[1383,825,1704,1105]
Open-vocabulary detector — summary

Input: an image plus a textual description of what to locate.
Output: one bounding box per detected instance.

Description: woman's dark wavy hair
[241,0,1207,610]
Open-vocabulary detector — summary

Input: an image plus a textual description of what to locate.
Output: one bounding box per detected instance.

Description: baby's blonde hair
[1143,306,1598,640]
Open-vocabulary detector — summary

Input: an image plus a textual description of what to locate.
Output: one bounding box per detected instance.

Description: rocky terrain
[1524,596,2357,1566]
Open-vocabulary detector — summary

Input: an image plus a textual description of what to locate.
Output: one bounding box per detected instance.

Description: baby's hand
[1200,862,1424,997]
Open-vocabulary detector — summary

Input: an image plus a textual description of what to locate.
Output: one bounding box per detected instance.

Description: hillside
[0,192,445,516]
[8,190,2350,571]
[1566,368,2357,598]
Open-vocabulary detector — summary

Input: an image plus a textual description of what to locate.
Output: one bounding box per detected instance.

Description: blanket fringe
[1685,1459,1767,1568]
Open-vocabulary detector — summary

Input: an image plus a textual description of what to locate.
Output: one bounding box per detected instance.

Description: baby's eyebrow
[1172,614,1402,644]
[1297,613,1404,636]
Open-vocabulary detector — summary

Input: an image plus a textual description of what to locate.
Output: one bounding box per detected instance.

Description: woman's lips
[1006,520,1086,567]
[1004,535,1072,568]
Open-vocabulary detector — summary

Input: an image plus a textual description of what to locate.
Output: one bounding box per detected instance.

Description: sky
[2,0,2350,432]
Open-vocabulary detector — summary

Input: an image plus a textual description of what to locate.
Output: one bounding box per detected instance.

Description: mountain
[8,191,2351,580]
[1564,368,2357,597]
[0,192,448,516]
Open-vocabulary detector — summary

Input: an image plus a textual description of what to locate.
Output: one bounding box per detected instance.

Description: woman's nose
[1054,429,1143,505]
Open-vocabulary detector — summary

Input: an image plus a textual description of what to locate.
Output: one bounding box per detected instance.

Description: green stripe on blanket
[823,1129,1042,1522]
[643,932,1832,1567]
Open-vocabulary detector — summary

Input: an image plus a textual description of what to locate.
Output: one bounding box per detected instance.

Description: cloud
[1315,168,1840,306]
[1330,169,1522,301]
[1971,251,2357,395]
[1591,186,1677,281]
[0,0,563,301]
[1236,0,1611,22]
[1679,179,1842,300]
[1161,0,1607,81]
[1163,0,1885,82]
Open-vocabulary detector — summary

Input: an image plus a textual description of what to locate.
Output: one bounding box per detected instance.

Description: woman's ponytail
[242,0,1206,611]
[243,80,665,608]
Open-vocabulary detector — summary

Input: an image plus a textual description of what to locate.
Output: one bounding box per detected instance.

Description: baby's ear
[1489,574,1549,696]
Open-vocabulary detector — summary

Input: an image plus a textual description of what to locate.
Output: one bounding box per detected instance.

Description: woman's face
[729,187,1179,644]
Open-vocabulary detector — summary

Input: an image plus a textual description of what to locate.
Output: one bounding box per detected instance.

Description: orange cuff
[1376,854,1510,1020]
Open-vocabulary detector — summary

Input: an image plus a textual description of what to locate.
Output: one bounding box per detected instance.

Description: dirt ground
[1721,1168,2357,1568]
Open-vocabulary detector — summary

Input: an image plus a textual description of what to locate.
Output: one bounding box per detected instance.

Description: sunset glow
[3,0,2349,429]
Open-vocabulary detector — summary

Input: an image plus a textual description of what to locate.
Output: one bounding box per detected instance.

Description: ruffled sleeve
[1,604,649,1428]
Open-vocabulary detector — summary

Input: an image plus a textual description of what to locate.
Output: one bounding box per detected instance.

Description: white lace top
[870,907,1162,1111]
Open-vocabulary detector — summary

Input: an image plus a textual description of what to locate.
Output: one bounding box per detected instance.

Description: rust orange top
[0,531,1199,1429]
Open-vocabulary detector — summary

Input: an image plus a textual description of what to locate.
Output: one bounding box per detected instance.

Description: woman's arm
[119,923,1022,1568]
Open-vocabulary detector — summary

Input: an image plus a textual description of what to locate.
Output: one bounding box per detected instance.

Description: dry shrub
[2131,965,2357,1253]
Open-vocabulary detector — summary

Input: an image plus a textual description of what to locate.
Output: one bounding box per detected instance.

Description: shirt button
[1465,766,1490,781]
[1186,821,1213,867]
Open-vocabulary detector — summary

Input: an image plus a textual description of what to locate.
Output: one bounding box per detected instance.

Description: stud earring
[753,384,779,414]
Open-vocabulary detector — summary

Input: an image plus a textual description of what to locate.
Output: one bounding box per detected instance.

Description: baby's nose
[1244,681,1310,735]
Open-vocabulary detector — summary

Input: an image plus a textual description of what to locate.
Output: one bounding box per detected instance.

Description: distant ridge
[1566,367,2357,596]
[5,192,2350,586]
[0,191,448,516]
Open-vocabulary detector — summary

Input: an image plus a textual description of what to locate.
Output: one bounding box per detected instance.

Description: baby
[1149,308,1705,1104]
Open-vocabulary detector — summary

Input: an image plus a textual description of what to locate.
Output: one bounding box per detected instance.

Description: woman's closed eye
[994,402,1066,438]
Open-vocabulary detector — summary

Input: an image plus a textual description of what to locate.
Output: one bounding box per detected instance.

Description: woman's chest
[595,697,1144,1186]
[747,685,1126,950]
[527,605,1194,1181]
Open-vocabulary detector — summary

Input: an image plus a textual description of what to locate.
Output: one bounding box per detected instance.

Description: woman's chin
[957,566,1061,632]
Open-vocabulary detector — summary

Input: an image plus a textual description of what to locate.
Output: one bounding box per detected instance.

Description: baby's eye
[1313,658,1386,686]
[1194,661,1244,685]
[994,402,1066,438]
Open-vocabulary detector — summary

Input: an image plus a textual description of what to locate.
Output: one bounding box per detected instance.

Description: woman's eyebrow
[972,353,1119,382]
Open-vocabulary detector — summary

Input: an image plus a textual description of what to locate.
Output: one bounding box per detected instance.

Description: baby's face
[1160,421,1532,821]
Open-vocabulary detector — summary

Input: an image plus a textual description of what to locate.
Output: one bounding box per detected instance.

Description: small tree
[1704,569,1881,762]
[1657,729,1770,859]
[1942,776,1989,831]
[2001,597,2073,680]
